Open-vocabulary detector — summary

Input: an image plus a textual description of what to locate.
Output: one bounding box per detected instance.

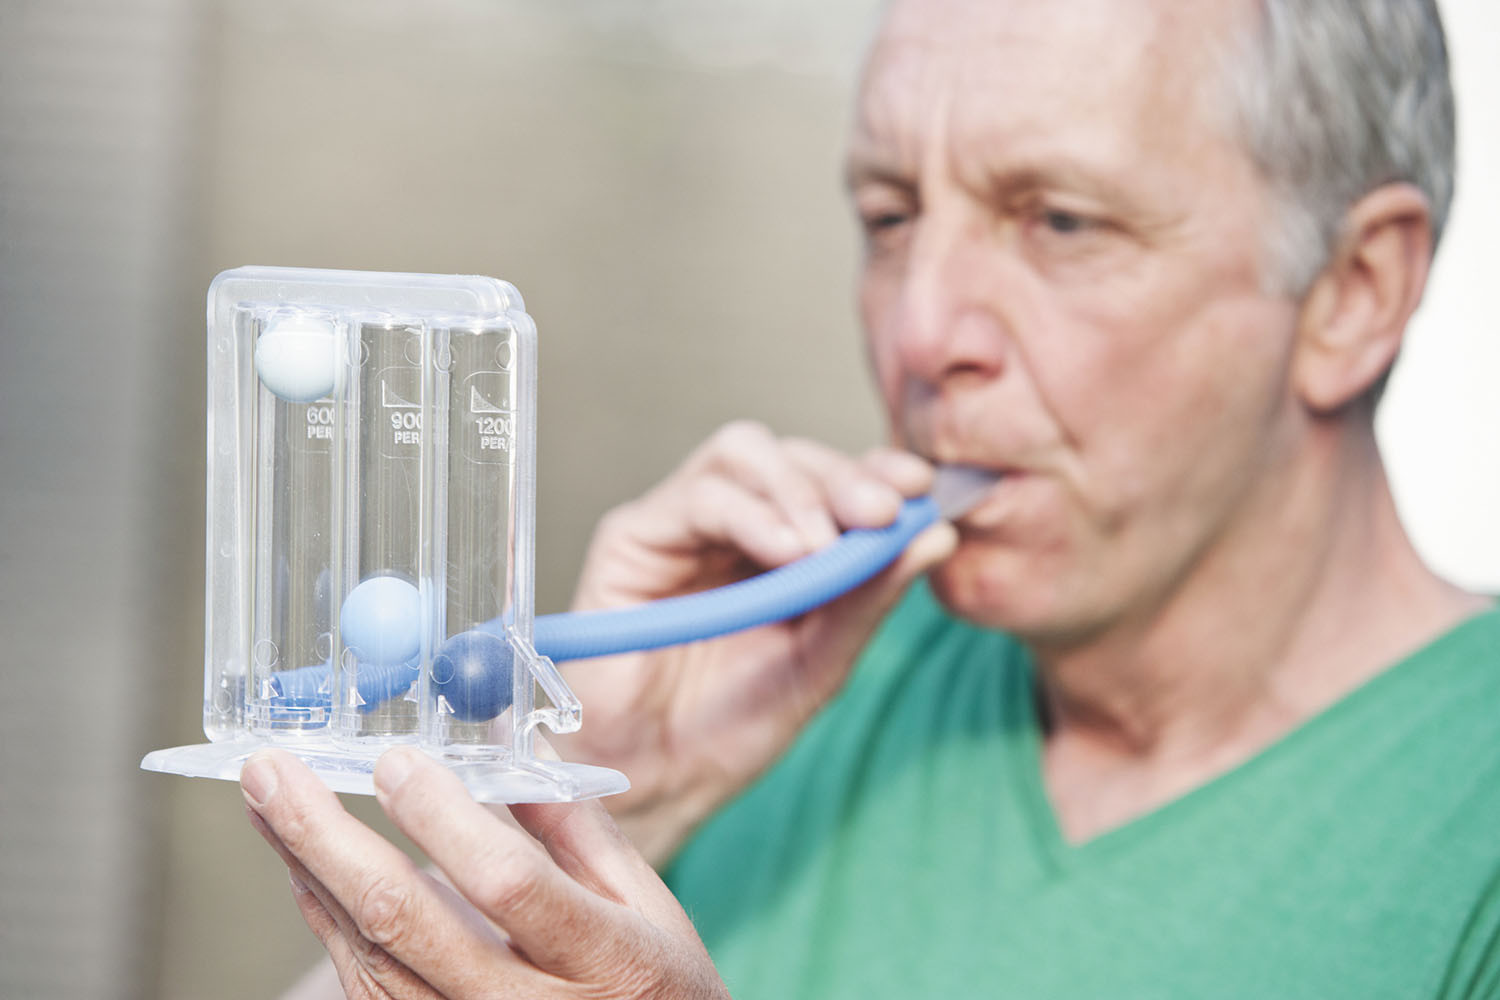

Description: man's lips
[929,464,1006,519]
[929,465,1027,531]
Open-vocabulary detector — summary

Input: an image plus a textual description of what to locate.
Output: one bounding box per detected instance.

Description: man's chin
[925,549,1029,630]
[925,549,1099,644]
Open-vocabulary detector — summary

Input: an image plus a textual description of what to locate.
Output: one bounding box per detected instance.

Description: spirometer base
[141,739,630,803]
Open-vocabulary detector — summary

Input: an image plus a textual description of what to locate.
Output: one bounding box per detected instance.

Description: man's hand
[554,422,957,864]
[241,747,731,1000]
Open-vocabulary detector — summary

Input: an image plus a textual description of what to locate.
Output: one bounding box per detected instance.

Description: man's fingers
[819,520,957,635]
[285,871,398,1000]
[286,870,344,961]
[680,476,815,568]
[246,804,438,1000]
[507,796,703,940]
[784,437,924,530]
[241,750,525,998]
[781,519,958,713]
[374,747,649,981]
[682,420,840,548]
[591,424,937,606]
[861,446,936,497]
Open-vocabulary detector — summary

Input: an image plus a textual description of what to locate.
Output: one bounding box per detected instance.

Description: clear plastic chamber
[141,266,628,803]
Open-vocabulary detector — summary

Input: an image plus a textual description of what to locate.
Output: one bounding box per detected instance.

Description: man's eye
[865,212,911,233]
[859,208,916,255]
[1042,209,1090,234]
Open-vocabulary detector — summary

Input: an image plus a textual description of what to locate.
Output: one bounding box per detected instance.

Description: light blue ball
[339,576,422,667]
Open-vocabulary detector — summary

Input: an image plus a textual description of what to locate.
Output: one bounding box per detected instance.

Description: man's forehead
[853,0,1254,166]
[873,0,1254,48]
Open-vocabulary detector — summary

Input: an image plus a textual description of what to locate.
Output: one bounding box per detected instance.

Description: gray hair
[1232,0,1456,295]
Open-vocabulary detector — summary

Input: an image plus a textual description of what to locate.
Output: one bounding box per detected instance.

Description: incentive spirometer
[141,266,993,803]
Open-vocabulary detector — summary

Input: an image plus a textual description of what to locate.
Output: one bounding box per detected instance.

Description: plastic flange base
[141,740,630,803]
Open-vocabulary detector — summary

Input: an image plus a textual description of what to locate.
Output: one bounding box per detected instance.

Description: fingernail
[915,521,959,563]
[893,450,934,483]
[851,481,898,520]
[288,870,310,895]
[797,510,838,547]
[241,755,278,809]
[374,746,417,796]
[770,524,803,556]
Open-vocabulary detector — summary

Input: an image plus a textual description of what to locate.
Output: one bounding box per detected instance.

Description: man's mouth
[918,455,1027,530]
[929,464,1006,519]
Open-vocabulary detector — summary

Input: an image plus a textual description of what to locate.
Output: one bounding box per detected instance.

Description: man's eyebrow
[846,142,1145,203]
[843,155,915,193]
[974,159,1140,206]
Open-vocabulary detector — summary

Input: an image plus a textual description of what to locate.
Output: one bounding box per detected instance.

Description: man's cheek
[865,340,910,438]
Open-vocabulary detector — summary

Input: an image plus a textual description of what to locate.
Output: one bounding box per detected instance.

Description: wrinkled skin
[242,747,730,999]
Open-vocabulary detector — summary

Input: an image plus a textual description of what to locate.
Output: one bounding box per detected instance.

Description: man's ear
[1291,183,1434,414]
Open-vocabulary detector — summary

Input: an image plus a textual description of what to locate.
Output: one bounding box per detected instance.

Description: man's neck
[1033,424,1487,844]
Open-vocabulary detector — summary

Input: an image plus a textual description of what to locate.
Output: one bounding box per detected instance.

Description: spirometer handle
[531,494,940,660]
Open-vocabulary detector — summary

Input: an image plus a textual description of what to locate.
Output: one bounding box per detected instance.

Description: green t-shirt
[666,583,1500,999]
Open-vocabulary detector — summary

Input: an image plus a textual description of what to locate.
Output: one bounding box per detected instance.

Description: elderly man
[241,0,1500,996]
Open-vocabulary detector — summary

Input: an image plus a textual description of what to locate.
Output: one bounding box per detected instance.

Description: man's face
[849,0,1307,643]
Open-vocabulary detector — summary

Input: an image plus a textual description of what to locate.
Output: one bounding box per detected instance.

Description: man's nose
[893,211,1010,386]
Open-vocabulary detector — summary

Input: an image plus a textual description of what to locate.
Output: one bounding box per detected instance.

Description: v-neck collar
[1005,600,1500,873]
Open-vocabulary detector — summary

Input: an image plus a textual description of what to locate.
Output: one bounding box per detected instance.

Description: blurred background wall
[0,1,1493,997]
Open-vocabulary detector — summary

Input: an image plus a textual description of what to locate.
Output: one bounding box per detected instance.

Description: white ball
[254,315,341,403]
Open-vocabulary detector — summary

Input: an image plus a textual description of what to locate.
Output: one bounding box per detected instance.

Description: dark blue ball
[431,630,514,723]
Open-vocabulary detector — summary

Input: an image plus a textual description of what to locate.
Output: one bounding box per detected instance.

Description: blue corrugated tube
[533,493,939,659]
[270,660,419,711]
[267,466,995,721]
